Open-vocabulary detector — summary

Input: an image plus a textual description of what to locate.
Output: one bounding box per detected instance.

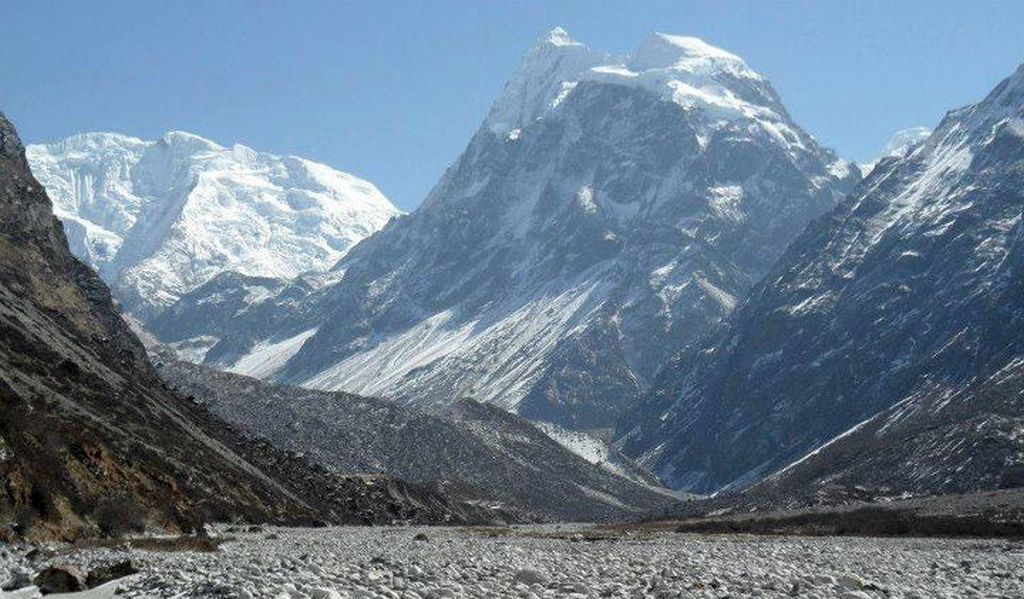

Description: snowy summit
[27,131,401,316]
[486,27,804,154]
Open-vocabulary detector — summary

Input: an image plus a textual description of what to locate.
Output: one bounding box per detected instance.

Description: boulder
[86,559,140,588]
[34,565,87,594]
[513,569,548,586]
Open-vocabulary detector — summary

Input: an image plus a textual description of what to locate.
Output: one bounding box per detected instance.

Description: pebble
[1,526,1022,598]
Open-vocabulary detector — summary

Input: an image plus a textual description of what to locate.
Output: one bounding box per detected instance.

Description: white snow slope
[27,131,400,315]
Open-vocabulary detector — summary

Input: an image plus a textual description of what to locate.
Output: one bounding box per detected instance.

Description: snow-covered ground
[4,526,1022,598]
[534,422,656,485]
[227,327,319,379]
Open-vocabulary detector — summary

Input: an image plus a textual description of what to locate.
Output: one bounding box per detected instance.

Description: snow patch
[228,328,319,379]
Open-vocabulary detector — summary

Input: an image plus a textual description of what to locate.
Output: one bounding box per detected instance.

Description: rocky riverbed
[3,525,1023,598]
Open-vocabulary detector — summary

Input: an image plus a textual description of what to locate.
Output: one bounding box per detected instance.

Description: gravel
[3,526,1024,598]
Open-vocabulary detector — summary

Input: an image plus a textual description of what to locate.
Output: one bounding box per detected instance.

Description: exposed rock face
[621,64,1024,493]
[153,29,857,431]
[157,358,681,522]
[739,358,1024,509]
[26,131,399,318]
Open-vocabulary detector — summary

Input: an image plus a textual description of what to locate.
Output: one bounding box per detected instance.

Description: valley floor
[4,525,1024,598]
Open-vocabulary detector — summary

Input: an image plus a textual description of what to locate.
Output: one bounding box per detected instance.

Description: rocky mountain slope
[736,358,1024,510]
[26,131,399,318]
[157,358,681,522]
[0,112,320,539]
[620,63,1024,493]
[0,113,490,540]
[151,28,858,431]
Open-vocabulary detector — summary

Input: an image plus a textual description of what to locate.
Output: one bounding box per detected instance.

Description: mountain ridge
[619,61,1024,493]
[155,356,682,522]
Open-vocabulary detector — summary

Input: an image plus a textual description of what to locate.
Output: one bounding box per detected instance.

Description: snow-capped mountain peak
[858,126,932,176]
[163,28,858,432]
[880,126,932,157]
[627,33,755,77]
[27,131,401,316]
[484,26,607,135]
[586,34,784,128]
[50,130,147,154]
[159,129,222,152]
[543,25,579,47]
[487,28,799,155]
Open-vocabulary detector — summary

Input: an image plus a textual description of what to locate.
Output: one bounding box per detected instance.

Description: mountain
[0,112,322,539]
[620,63,1024,494]
[156,358,680,522]
[26,132,399,318]
[738,357,1024,510]
[0,113,493,540]
[859,126,932,175]
[151,28,858,431]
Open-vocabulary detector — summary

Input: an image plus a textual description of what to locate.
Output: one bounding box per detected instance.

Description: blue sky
[2,1,1022,210]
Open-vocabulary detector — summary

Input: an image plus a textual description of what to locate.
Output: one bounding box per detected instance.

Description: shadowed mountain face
[621,64,1024,494]
[157,358,681,522]
[737,358,1024,510]
[147,30,857,431]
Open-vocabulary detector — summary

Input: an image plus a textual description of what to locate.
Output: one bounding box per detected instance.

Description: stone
[2,567,33,591]
[838,574,865,590]
[513,569,548,586]
[86,559,140,588]
[34,565,87,594]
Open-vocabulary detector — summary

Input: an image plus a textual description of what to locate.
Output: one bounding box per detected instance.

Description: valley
[2,6,1024,598]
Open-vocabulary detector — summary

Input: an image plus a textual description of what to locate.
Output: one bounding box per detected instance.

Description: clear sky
[2,1,1022,210]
